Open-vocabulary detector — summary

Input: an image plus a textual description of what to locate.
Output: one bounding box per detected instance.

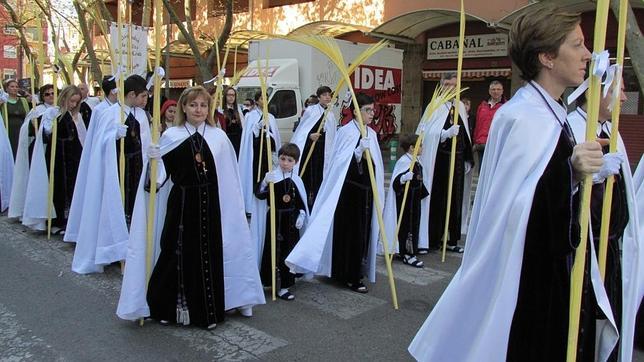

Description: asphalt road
[1,216,642,361]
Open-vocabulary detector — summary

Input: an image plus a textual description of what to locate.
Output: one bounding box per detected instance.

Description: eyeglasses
[43,92,54,96]
[361,107,375,114]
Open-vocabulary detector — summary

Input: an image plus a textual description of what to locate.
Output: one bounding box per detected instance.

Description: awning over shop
[422,68,511,80]
[288,21,369,38]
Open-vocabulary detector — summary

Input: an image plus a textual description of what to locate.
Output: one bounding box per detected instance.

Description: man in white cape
[117,124,265,321]
[238,96,281,264]
[286,111,384,285]
[567,92,642,362]
[408,81,619,361]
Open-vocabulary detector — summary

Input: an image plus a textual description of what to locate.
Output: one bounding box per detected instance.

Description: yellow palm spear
[597,0,627,280]
[256,56,278,301]
[47,24,62,239]
[294,39,389,178]
[209,42,230,122]
[287,34,399,309]
[116,0,127,207]
[391,84,465,264]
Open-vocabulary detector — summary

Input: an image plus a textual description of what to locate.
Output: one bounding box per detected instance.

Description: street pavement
[1,216,642,361]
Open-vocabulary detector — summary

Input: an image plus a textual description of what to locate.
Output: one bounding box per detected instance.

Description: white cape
[381,154,428,254]
[238,108,281,263]
[291,103,336,176]
[285,121,384,283]
[568,109,643,362]
[0,113,13,211]
[117,124,265,321]
[8,104,52,218]
[415,101,472,248]
[408,82,618,362]
[64,99,114,242]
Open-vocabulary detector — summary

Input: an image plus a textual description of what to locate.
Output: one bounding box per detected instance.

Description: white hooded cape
[291,103,336,176]
[381,154,428,254]
[415,101,473,248]
[238,108,281,261]
[254,171,309,267]
[568,108,643,362]
[8,104,52,218]
[0,113,13,211]
[117,124,265,321]
[408,82,618,362]
[285,121,384,283]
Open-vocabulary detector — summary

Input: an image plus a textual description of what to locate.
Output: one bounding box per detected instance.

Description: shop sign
[427,33,508,60]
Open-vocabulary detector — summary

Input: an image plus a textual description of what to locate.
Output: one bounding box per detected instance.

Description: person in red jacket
[473,80,505,170]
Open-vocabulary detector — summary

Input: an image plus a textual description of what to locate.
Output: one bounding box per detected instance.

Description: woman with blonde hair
[117,86,265,330]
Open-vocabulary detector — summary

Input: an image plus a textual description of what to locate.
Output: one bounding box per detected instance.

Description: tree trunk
[73,0,103,82]
[610,0,644,91]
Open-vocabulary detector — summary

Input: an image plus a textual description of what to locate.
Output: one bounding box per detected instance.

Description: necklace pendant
[195,152,202,163]
[282,194,291,203]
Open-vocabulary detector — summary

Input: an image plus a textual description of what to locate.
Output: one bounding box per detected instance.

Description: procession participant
[0,112,13,212]
[221,86,244,157]
[1,79,31,157]
[382,134,429,268]
[567,81,642,361]
[241,98,254,116]
[256,143,308,300]
[238,91,281,256]
[23,85,85,233]
[409,6,619,361]
[8,84,55,220]
[160,99,177,134]
[77,83,95,127]
[286,93,384,294]
[291,85,337,208]
[117,86,265,329]
[418,72,474,254]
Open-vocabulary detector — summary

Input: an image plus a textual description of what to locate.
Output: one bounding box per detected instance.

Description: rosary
[281,170,294,203]
[185,123,208,176]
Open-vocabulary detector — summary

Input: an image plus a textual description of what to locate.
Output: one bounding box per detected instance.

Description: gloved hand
[464,162,472,175]
[295,209,306,230]
[42,118,53,135]
[263,169,281,185]
[400,171,414,184]
[116,124,128,140]
[571,141,603,178]
[593,152,625,183]
[354,137,371,161]
[147,144,161,159]
[440,125,460,143]
[252,121,264,137]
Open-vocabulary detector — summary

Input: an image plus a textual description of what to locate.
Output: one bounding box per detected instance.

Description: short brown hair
[510,5,581,81]
[279,143,300,162]
[399,134,419,152]
[175,86,216,126]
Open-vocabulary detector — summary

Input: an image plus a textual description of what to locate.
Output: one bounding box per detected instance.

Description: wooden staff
[597,0,627,280]
[257,57,278,301]
[142,0,163,327]
[46,48,60,240]
[567,1,610,360]
[440,0,466,263]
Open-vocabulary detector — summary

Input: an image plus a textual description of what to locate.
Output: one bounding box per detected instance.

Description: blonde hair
[175,86,215,126]
[57,85,82,115]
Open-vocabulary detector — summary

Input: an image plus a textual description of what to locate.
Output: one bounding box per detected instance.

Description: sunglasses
[43,92,54,96]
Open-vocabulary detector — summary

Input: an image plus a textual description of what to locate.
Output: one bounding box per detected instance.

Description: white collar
[183,121,206,135]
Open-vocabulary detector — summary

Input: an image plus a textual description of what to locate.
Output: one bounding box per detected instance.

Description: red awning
[422,68,512,80]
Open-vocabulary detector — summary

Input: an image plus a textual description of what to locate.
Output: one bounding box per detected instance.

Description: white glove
[42,118,53,135]
[400,171,414,184]
[464,162,472,175]
[263,169,281,184]
[295,209,306,230]
[147,144,161,159]
[440,125,460,143]
[115,124,128,140]
[252,121,264,137]
[593,152,624,183]
[353,137,371,161]
[31,94,39,104]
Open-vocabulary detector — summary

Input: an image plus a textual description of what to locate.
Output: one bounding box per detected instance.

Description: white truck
[236,38,404,142]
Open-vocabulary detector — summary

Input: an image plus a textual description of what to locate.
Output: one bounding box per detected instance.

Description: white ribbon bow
[0,90,8,103]
[203,68,226,85]
[146,67,166,90]
[605,64,622,112]
[567,50,610,105]
[108,65,128,82]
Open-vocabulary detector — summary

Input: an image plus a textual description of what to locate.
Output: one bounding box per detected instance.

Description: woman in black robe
[222,86,243,157]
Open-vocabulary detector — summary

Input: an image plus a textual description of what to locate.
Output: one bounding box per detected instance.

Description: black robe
[252,125,276,192]
[332,145,373,285]
[223,107,242,157]
[147,133,225,328]
[44,112,82,228]
[79,101,92,129]
[117,112,143,223]
[393,161,429,255]
[428,107,474,248]
[300,113,326,209]
[5,98,30,157]
[255,176,305,289]
[507,129,598,361]
[590,127,629,361]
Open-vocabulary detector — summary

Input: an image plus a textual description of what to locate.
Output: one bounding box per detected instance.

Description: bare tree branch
[73,0,103,81]
[609,0,644,91]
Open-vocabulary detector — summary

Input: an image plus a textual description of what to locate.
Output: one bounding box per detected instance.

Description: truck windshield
[236,86,273,104]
